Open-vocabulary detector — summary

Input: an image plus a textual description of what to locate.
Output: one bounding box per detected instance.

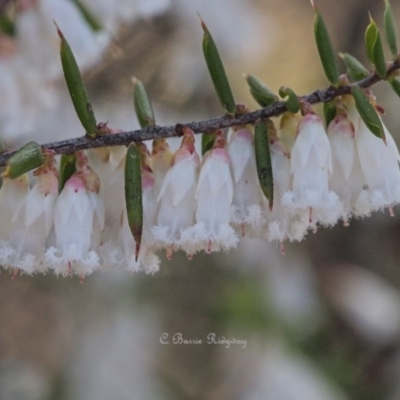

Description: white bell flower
[105,142,160,274]
[181,131,238,254]
[328,113,366,222]
[151,138,173,196]
[356,118,400,214]
[227,125,265,238]
[0,175,29,268]
[115,210,160,274]
[282,112,342,227]
[152,127,200,258]
[87,127,127,246]
[6,155,59,274]
[45,174,99,276]
[76,151,105,251]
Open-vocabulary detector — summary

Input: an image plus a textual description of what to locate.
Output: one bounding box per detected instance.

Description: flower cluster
[1,95,399,277]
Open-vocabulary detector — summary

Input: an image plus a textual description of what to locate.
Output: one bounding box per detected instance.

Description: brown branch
[0,0,12,14]
[0,59,399,168]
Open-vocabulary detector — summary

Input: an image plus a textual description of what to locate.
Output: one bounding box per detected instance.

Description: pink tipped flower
[227,126,265,237]
[152,127,200,258]
[76,151,105,250]
[6,155,59,274]
[151,138,173,195]
[181,131,238,254]
[45,173,99,276]
[282,112,342,227]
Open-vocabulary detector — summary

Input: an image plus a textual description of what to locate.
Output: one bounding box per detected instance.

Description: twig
[0,0,12,14]
[0,59,398,168]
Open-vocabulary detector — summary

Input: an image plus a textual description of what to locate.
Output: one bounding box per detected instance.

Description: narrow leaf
[323,100,337,128]
[254,120,274,210]
[351,86,385,141]
[3,142,44,179]
[339,52,369,81]
[57,24,98,138]
[311,0,339,85]
[365,16,387,77]
[246,74,278,107]
[71,0,103,31]
[373,29,387,78]
[388,76,400,97]
[279,86,300,113]
[59,154,77,193]
[201,18,236,115]
[132,77,155,128]
[384,0,398,58]
[201,132,216,156]
[125,142,143,261]
[365,18,377,64]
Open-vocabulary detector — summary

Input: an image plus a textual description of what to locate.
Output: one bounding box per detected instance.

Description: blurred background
[1,0,400,399]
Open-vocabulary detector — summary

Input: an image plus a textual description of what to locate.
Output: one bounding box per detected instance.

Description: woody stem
[0,58,398,168]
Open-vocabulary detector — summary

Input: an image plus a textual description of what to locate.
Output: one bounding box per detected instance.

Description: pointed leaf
[201,18,236,115]
[246,74,278,107]
[351,86,385,140]
[373,29,387,78]
[254,120,274,210]
[57,25,98,138]
[71,0,103,31]
[279,86,300,113]
[3,142,44,179]
[201,132,216,156]
[125,142,143,261]
[384,0,398,58]
[132,77,155,128]
[59,154,77,193]
[339,52,369,81]
[312,0,339,85]
[365,17,387,77]
[323,100,337,128]
[365,18,377,64]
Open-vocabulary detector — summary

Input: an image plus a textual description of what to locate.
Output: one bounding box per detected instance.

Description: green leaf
[365,17,387,78]
[254,120,274,210]
[59,154,77,193]
[0,15,15,36]
[57,25,98,138]
[339,52,369,81]
[323,100,337,128]
[388,76,400,97]
[3,142,44,179]
[384,0,398,58]
[132,77,155,128]
[70,0,103,32]
[246,74,278,107]
[201,132,216,156]
[201,18,236,115]
[125,142,143,261]
[279,86,300,113]
[312,0,339,85]
[351,86,385,140]
[365,18,377,64]
[373,30,387,78]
